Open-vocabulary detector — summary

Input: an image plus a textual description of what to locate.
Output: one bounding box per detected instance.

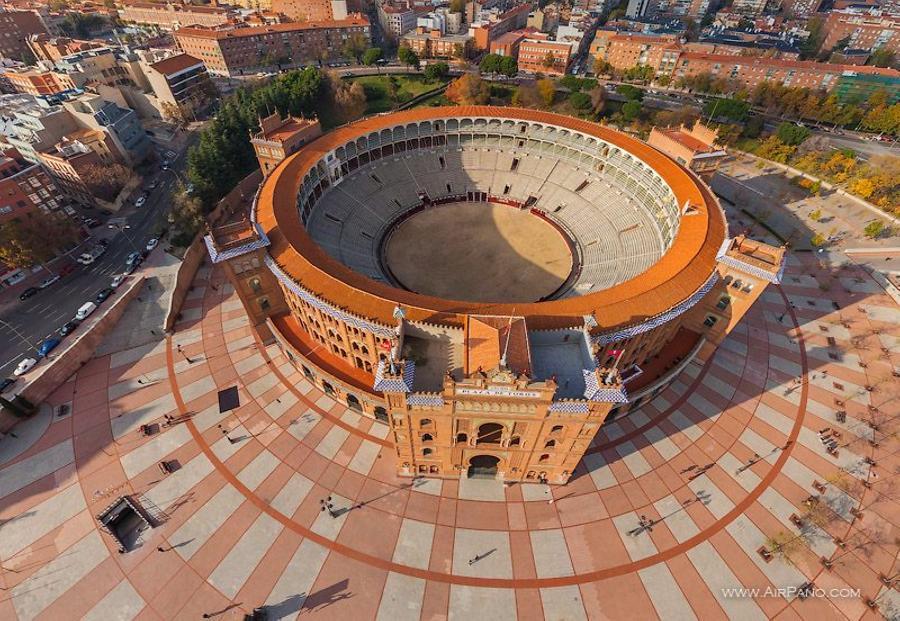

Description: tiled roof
[174,16,369,40]
[255,106,726,333]
[149,53,203,76]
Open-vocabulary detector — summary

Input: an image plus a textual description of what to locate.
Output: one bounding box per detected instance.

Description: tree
[512,82,543,108]
[776,122,811,146]
[424,62,449,82]
[705,97,749,121]
[810,232,827,247]
[621,100,641,121]
[541,52,557,70]
[809,209,822,221]
[616,84,643,101]
[0,212,80,269]
[445,73,490,105]
[763,531,807,565]
[800,15,825,60]
[161,101,188,126]
[868,48,896,68]
[332,79,367,123]
[398,46,420,70]
[568,91,592,112]
[536,78,556,108]
[79,162,132,201]
[498,56,518,77]
[479,54,500,75]
[864,220,885,239]
[362,47,383,69]
[168,188,205,247]
[449,0,465,11]
[451,43,467,61]
[588,84,606,113]
[342,33,368,64]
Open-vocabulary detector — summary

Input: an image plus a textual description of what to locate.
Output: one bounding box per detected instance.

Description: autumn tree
[79,162,132,201]
[168,187,205,247]
[330,78,367,123]
[0,212,80,269]
[512,82,543,108]
[536,78,556,108]
[445,73,490,105]
[541,51,556,70]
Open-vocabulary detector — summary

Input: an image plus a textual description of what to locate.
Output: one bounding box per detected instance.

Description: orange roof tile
[255,106,726,333]
[149,53,203,75]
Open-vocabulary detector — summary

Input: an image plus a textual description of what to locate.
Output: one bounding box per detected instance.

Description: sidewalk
[93,249,181,356]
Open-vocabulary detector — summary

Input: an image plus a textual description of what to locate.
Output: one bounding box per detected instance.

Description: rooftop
[174,15,369,40]
[149,53,203,76]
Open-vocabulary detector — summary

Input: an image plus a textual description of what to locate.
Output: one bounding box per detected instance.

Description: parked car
[126,251,141,266]
[18,287,39,301]
[75,301,97,320]
[38,338,61,357]
[0,377,15,392]
[39,274,60,289]
[147,179,158,190]
[135,195,146,208]
[110,274,125,289]
[95,287,113,303]
[123,262,137,275]
[13,358,37,376]
[145,238,158,251]
[59,320,80,336]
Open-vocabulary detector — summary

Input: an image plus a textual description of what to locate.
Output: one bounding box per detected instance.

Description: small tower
[204,218,287,337]
[250,112,322,176]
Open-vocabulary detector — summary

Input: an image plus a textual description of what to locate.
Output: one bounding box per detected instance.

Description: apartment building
[470,3,532,51]
[118,1,236,30]
[36,137,101,207]
[821,11,900,55]
[731,0,767,15]
[142,53,214,122]
[518,37,573,75]
[5,67,77,97]
[0,9,48,61]
[489,30,531,57]
[174,17,371,77]
[27,34,104,63]
[271,0,349,22]
[0,147,64,225]
[402,27,473,58]
[779,0,823,17]
[671,52,900,95]
[590,31,681,72]
[61,93,151,166]
[377,1,420,38]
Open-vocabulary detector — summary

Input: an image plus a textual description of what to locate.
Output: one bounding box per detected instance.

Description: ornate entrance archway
[467,454,500,479]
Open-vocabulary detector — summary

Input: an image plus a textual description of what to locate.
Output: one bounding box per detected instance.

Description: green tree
[809,209,822,221]
[398,46,420,70]
[868,48,896,68]
[800,15,825,60]
[705,97,750,121]
[621,100,641,121]
[497,56,517,77]
[342,33,368,64]
[743,116,764,138]
[776,122,811,146]
[362,47,383,68]
[424,62,449,82]
[616,84,643,101]
[810,232,827,247]
[568,91,592,112]
[479,53,501,75]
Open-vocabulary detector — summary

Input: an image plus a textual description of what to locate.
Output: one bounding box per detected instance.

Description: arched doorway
[467,455,500,479]
[476,423,503,445]
[346,394,362,411]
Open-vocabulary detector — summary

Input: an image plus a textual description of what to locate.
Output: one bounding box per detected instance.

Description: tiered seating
[303,146,671,296]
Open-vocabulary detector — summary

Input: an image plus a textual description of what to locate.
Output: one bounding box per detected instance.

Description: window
[456,432,467,444]
[420,418,433,428]
[249,277,261,292]
[258,297,270,311]
[716,295,730,310]
[511,158,519,171]
[423,448,433,456]
[703,315,718,328]
[544,439,556,448]
[422,433,433,442]
[550,425,564,434]
[539,454,550,463]
[509,436,520,446]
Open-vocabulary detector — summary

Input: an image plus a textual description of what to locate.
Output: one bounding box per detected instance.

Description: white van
[75,301,97,320]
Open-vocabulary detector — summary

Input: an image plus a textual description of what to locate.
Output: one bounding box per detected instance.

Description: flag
[609,349,623,356]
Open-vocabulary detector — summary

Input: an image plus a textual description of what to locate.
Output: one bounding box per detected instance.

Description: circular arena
[256,106,726,331]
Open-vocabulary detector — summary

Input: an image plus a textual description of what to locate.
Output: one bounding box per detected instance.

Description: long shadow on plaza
[572,168,897,478]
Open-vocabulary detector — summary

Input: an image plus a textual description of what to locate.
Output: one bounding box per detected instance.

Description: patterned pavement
[0,252,898,621]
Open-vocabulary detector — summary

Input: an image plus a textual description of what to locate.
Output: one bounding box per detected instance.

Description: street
[0,134,194,378]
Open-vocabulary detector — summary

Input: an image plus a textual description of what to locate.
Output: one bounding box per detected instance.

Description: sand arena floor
[383,202,574,303]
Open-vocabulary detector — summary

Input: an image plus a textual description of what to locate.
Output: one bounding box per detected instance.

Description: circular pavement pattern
[0,250,897,621]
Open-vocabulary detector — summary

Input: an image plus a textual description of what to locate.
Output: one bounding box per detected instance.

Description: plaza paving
[0,250,898,620]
